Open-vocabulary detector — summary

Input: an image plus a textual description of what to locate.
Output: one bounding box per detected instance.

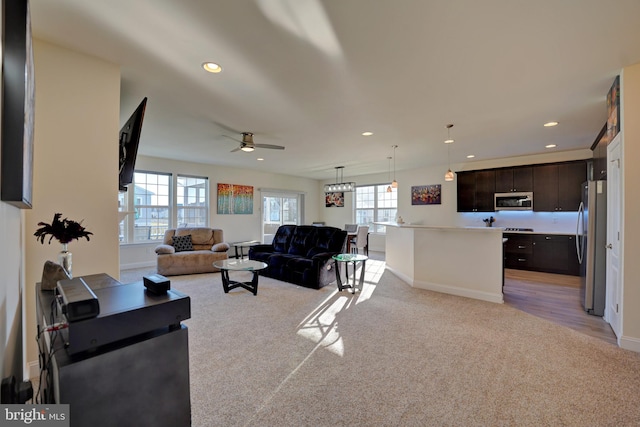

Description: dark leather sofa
[248,225,347,289]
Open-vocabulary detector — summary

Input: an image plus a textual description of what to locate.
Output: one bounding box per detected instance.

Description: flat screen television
[1,0,35,208]
[119,97,147,192]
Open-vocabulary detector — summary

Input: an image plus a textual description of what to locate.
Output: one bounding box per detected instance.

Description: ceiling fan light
[445,169,454,181]
[241,146,255,152]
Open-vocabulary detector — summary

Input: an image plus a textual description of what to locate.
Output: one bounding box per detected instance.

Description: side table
[230,240,261,259]
[332,253,368,294]
[213,259,268,295]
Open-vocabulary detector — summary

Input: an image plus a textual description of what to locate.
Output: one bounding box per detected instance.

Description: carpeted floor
[120,258,640,426]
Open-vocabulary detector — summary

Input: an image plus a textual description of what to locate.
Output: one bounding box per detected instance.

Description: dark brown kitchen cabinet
[591,124,607,180]
[504,233,533,269]
[532,234,579,276]
[495,166,533,193]
[456,170,495,212]
[503,233,579,276]
[533,161,587,212]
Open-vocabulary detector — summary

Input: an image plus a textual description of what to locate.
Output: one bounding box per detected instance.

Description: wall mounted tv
[119,97,147,192]
[1,0,35,209]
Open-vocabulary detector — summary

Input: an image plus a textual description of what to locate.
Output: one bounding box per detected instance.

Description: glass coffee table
[332,253,368,294]
[213,259,268,296]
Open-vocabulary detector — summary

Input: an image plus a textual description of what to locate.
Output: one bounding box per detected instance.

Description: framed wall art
[217,183,254,214]
[1,0,35,208]
[606,75,620,141]
[411,185,441,205]
[325,192,344,207]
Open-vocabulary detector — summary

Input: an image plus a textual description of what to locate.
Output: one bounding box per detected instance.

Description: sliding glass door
[261,192,302,243]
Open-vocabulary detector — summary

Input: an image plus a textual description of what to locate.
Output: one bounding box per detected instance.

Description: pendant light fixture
[391,145,398,188]
[324,166,356,192]
[386,157,393,192]
[444,124,455,182]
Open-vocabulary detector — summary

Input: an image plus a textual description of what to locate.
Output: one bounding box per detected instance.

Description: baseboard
[384,267,413,287]
[412,280,504,304]
[27,359,39,381]
[120,260,155,271]
[619,335,640,353]
[385,266,504,304]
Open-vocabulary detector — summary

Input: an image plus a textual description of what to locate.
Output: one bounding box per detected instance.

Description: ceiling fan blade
[230,146,242,152]
[254,143,285,150]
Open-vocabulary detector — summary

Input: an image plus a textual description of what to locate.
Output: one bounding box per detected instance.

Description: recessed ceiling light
[202,62,222,73]
[444,139,454,144]
[466,154,475,158]
[543,121,558,127]
[545,144,557,148]
[362,131,373,136]
[257,158,264,161]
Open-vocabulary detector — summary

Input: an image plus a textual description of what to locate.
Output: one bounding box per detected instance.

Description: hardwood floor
[503,269,618,345]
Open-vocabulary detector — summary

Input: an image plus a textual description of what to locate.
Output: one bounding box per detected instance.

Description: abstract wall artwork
[325,192,344,207]
[411,185,441,205]
[217,183,254,214]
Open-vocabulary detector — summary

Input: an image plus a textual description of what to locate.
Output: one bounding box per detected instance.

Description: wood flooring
[503,269,618,345]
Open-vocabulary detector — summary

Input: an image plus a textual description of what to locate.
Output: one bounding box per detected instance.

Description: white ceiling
[29,0,640,180]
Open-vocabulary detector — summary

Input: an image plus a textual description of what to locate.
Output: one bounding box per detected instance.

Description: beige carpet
[121,260,640,426]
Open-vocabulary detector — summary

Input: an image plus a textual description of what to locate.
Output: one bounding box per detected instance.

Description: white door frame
[259,189,305,243]
[606,133,622,338]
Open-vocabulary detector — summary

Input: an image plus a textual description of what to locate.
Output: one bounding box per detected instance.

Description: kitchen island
[380,222,504,303]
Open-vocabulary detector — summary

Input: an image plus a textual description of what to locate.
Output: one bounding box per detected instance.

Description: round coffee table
[213,259,268,296]
[332,253,368,294]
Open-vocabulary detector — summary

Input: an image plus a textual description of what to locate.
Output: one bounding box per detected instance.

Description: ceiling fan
[227,132,285,153]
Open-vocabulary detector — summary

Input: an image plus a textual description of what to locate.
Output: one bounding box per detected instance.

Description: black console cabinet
[36,275,191,427]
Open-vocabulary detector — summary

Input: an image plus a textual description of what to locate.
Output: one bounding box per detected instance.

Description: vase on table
[58,243,73,278]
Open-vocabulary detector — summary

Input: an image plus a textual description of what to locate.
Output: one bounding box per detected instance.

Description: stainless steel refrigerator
[576,180,607,316]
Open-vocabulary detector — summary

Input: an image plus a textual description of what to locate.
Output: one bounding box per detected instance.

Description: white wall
[23,40,121,373]
[120,155,322,269]
[0,205,25,380]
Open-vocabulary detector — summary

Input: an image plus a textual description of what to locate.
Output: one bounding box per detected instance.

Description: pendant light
[324,166,356,192]
[444,124,455,182]
[391,145,398,188]
[386,157,393,192]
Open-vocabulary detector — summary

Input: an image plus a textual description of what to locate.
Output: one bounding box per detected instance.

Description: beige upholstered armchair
[155,227,229,276]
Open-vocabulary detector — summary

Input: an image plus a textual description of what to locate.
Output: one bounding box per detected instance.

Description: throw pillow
[172,234,194,252]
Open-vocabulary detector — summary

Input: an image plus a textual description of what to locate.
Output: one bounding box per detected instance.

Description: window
[177,175,208,227]
[355,184,397,233]
[133,171,171,241]
[119,171,210,243]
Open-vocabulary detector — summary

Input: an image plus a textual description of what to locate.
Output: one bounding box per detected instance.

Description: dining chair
[350,225,369,255]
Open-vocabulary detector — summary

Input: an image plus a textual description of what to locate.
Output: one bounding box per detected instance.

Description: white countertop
[375,222,503,232]
[376,222,574,235]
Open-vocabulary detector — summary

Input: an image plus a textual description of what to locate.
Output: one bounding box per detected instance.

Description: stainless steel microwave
[494,192,533,211]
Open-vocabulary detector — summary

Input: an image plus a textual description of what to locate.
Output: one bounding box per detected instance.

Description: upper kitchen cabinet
[457,170,495,212]
[591,124,608,181]
[533,160,587,211]
[495,166,533,193]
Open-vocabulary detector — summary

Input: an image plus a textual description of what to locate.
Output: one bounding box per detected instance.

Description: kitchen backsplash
[456,211,579,234]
